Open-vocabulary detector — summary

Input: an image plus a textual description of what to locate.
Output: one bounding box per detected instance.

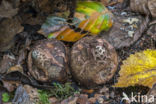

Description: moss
[38,90,50,104]
[50,82,80,100]
[38,82,80,104]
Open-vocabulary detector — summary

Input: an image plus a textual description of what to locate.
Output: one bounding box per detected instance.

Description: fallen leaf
[2,80,19,92]
[147,24,156,41]
[114,49,156,88]
[118,0,124,3]
[146,83,156,104]
[39,1,113,42]
[0,0,19,18]
[0,54,16,74]
[61,96,78,104]
[148,0,156,18]
[101,11,148,49]
[7,65,23,74]
[38,16,67,38]
[100,0,111,5]
[49,97,58,104]
[130,0,156,17]
[130,0,149,15]
[81,89,94,94]
[12,85,39,104]
[130,0,155,18]
[0,18,24,52]
[75,1,113,34]
[76,94,88,104]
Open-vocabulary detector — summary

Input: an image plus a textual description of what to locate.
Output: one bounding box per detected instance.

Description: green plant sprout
[2,92,10,103]
[38,82,80,104]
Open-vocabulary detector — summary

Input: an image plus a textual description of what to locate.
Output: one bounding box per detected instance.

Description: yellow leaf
[39,2,113,42]
[75,1,113,34]
[49,26,86,42]
[114,49,156,88]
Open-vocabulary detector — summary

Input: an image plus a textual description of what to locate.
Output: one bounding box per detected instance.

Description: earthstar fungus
[28,39,68,82]
[70,36,118,87]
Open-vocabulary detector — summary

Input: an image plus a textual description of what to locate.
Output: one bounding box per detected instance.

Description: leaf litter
[0,0,155,103]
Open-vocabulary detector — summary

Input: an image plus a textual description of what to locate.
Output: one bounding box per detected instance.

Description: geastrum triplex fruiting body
[70,36,118,87]
[28,39,68,83]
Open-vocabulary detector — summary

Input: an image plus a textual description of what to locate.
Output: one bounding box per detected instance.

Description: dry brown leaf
[0,18,24,52]
[118,0,124,3]
[148,0,156,17]
[130,0,156,17]
[2,80,20,92]
[0,0,19,18]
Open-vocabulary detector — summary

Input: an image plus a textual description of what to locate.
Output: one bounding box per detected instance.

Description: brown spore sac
[28,39,68,83]
[70,36,118,88]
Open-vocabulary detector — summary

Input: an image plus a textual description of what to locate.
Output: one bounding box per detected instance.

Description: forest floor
[0,0,155,104]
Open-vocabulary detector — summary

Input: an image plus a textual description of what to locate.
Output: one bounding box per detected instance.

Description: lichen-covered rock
[70,36,118,87]
[28,39,68,82]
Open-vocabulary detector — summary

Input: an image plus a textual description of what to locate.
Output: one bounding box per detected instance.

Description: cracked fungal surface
[70,36,118,87]
[28,39,68,82]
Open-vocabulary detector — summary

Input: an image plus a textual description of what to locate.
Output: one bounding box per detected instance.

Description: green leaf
[2,93,10,103]
[76,1,105,16]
